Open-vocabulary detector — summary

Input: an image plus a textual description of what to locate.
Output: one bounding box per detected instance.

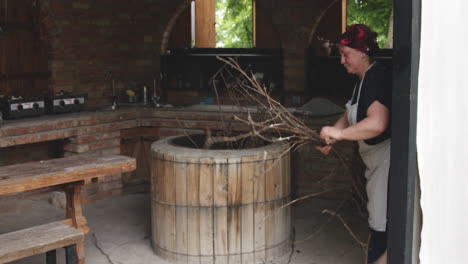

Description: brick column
[64,129,123,203]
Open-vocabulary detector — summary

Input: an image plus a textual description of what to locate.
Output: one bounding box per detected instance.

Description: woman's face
[339,45,368,76]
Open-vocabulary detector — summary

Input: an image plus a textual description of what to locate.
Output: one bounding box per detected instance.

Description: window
[192,0,254,48]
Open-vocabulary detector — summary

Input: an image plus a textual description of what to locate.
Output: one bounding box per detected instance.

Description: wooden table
[0,154,136,264]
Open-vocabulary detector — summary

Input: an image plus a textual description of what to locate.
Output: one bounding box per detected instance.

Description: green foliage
[215,0,253,48]
[347,0,393,48]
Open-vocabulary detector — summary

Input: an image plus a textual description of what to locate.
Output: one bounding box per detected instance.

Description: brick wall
[33,0,343,107]
[40,0,187,106]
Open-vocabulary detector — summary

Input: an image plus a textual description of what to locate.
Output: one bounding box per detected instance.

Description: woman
[317,24,391,264]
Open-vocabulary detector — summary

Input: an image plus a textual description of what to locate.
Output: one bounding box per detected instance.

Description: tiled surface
[1,193,368,264]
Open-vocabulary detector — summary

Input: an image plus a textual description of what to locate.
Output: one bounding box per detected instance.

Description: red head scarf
[339,24,379,56]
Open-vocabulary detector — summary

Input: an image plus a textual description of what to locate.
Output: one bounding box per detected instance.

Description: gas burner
[0,96,45,119]
[45,92,87,114]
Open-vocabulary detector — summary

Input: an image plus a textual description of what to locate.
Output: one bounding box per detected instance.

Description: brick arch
[160,0,192,54]
[306,0,341,47]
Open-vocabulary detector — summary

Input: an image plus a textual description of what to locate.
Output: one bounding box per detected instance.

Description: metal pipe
[111,79,116,110]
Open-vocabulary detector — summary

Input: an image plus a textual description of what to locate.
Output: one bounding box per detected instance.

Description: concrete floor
[1,192,368,264]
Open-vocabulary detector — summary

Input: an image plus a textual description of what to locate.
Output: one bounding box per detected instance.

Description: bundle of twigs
[203,56,325,151]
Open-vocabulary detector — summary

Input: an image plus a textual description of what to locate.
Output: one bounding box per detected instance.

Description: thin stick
[322,209,367,253]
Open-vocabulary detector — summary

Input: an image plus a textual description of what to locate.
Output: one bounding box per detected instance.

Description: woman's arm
[333,111,349,129]
[320,100,389,143]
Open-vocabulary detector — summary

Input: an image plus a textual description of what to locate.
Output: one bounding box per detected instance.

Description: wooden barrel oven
[150,135,291,264]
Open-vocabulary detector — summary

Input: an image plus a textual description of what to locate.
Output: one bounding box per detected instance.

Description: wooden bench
[0,154,136,264]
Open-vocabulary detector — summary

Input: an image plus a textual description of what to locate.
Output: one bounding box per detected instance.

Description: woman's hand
[315,126,343,155]
[315,145,332,155]
[320,126,343,144]
[315,112,348,155]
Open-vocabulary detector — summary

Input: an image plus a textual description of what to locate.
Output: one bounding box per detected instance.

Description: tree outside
[215,0,253,48]
[347,0,393,48]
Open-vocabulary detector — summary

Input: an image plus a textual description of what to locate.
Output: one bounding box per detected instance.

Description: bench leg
[76,240,85,264]
[65,181,89,234]
[65,245,77,264]
[64,182,86,264]
[46,250,56,264]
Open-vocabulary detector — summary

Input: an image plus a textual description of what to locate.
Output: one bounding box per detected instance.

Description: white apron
[346,66,391,232]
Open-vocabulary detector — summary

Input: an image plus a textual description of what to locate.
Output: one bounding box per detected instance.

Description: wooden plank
[282,152,291,198]
[152,202,164,251]
[265,157,279,202]
[275,199,284,259]
[199,157,214,259]
[187,158,201,207]
[199,207,214,261]
[280,152,292,257]
[186,206,201,264]
[164,204,177,261]
[253,154,266,203]
[150,153,160,200]
[186,157,201,264]
[200,255,214,264]
[214,207,228,264]
[0,154,136,196]
[241,155,256,204]
[241,155,257,262]
[164,153,176,205]
[275,154,283,201]
[228,158,242,206]
[281,200,292,257]
[162,153,176,257]
[241,203,255,263]
[264,201,276,262]
[199,157,214,207]
[227,207,242,264]
[214,158,228,263]
[227,158,242,263]
[279,151,292,258]
[174,156,188,262]
[154,152,165,203]
[175,156,188,206]
[195,0,216,48]
[271,152,285,260]
[254,202,266,263]
[213,159,228,207]
[0,221,83,263]
[254,154,267,263]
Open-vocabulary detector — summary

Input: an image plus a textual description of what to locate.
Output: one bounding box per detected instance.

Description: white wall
[417,1,468,263]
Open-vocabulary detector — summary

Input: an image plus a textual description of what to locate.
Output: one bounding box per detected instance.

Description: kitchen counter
[0,104,253,148]
[0,101,341,148]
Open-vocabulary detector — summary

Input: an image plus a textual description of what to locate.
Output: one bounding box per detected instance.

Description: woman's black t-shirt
[350,63,392,145]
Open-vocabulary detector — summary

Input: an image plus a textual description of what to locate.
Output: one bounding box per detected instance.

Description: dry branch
[210,57,326,150]
[322,209,367,253]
